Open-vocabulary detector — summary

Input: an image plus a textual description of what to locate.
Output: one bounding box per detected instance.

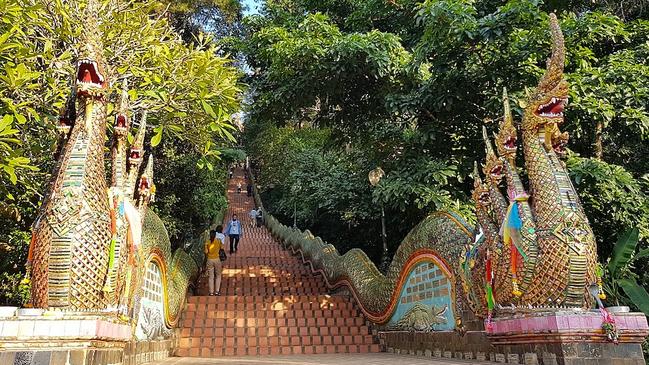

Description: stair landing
[175,168,380,357]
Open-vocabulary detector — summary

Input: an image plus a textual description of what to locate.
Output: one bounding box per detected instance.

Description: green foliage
[0,0,241,303]
[601,228,649,315]
[152,141,229,249]
[0,230,30,305]
[241,0,649,286]
[609,228,641,275]
[219,148,246,164]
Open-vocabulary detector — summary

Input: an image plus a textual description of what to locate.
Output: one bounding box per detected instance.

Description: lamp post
[369,167,389,272]
[291,183,301,228]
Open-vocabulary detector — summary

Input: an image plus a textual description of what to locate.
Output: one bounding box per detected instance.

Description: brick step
[180,324,371,337]
[221,267,313,273]
[196,289,326,296]
[223,261,311,270]
[224,257,308,271]
[175,343,381,357]
[185,301,356,312]
[216,279,325,285]
[215,287,328,292]
[181,316,364,326]
[181,311,366,324]
[215,285,328,292]
[216,275,328,282]
[178,334,376,348]
[186,294,351,305]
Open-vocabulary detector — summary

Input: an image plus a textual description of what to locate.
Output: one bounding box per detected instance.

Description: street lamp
[291,183,302,228]
[369,167,389,272]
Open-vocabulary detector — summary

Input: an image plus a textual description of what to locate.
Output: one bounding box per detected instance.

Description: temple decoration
[26,0,202,335]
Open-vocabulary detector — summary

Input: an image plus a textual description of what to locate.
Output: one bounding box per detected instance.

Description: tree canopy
[241,0,649,294]
[0,0,243,305]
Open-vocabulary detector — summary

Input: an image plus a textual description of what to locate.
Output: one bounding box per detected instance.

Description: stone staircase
[174,168,381,357]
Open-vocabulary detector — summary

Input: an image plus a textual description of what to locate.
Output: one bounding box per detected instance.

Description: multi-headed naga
[29,2,113,309]
[474,13,597,310]
[26,2,199,336]
[262,14,599,330]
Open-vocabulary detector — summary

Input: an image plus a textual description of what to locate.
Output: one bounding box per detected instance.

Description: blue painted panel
[387,261,455,331]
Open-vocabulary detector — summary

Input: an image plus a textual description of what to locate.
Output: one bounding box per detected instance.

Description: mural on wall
[387,260,455,332]
[134,262,170,340]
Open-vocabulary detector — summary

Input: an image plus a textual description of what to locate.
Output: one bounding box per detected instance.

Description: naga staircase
[175,168,381,357]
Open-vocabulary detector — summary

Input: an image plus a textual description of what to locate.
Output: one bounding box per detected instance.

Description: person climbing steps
[225,214,242,254]
[204,226,225,296]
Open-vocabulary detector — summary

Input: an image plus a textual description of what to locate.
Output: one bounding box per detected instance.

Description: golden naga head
[75,0,108,98]
[522,13,569,153]
[129,111,147,165]
[482,126,504,185]
[114,80,130,136]
[495,88,518,162]
[472,162,491,207]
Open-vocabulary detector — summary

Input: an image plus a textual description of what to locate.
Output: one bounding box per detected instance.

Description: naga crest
[495,88,518,162]
[75,0,108,99]
[522,13,569,155]
[114,79,130,136]
[472,162,490,207]
[482,126,504,185]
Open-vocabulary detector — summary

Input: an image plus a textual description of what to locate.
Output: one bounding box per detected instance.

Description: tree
[0,0,242,304]
[241,0,648,272]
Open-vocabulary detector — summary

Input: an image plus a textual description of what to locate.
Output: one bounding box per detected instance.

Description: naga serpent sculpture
[257,14,598,329]
[27,0,202,333]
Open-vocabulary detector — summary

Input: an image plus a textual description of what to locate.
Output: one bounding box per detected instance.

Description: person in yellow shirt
[204,226,225,296]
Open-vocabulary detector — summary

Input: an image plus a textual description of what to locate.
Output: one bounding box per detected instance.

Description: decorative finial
[473,161,482,187]
[114,79,129,136]
[130,110,147,163]
[482,125,497,159]
[533,13,565,100]
[495,87,518,162]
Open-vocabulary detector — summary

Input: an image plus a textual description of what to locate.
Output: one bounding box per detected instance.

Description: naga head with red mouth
[76,59,107,98]
[496,124,519,162]
[472,164,492,208]
[551,130,569,157]
[484,157,504,184]
[535,96,567,120]
[496,88,519,161]
[114,82,130,137]
[522,13,571,139]
[114,113,128,136]
[129,148,143,164]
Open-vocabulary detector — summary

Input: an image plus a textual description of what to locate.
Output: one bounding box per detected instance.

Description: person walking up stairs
[176,168,381,357]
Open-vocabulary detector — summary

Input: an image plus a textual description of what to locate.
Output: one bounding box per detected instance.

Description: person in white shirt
[248,208,258,228]
[225,214,243,253]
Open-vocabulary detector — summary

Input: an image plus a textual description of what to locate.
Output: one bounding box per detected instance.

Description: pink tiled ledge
[0,316,133,341]
[486,311,649,335]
